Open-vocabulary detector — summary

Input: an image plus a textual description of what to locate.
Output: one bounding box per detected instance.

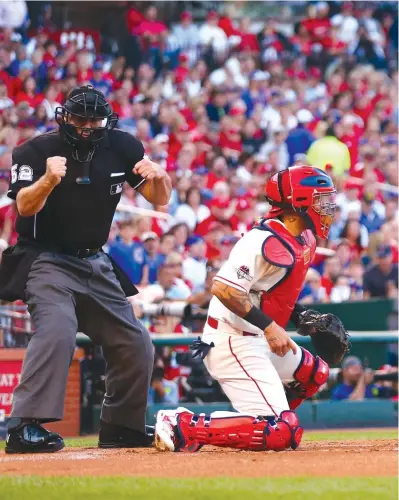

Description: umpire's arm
[134,157,172,206]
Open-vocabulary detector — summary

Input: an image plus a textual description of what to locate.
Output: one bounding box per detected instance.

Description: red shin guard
[176,410,303,452]
[285,348,329,410]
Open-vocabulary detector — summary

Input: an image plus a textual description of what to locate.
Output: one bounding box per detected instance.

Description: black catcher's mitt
[297,309,350,365]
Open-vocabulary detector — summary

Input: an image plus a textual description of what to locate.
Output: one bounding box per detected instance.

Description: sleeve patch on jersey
[262,236,295,268]
[11,164,33,183]
[18,165,33,181]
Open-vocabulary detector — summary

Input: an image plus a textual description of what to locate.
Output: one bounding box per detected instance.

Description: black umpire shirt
[8,129,145,250]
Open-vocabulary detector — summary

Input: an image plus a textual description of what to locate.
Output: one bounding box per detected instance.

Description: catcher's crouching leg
[285,348,329,410]
[155,408,303,452]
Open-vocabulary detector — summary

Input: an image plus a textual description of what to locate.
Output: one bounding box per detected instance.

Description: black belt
[63,248,101,259]
[16,239,101,259]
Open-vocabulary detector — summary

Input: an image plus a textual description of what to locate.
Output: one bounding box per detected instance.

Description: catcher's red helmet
[264,166,336,239]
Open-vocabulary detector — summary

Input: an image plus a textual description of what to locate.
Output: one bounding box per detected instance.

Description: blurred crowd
[0,1,398,331]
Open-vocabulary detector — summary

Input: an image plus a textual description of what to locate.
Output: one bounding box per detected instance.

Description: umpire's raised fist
[45,156,67,186]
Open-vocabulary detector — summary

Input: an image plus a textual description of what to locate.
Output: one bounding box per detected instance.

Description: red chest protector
[255,219,316,328]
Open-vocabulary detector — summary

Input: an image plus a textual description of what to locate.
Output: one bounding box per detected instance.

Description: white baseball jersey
[208,222,289,335]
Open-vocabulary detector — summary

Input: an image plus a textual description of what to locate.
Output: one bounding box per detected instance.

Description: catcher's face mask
[264,166,336,239]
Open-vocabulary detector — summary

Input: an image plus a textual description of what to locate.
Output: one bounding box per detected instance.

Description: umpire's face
[68,115,105,138]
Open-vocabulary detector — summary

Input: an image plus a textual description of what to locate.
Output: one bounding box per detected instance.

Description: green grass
[0,428,397,450]
[303,428,397,441]
[0,476,396,500]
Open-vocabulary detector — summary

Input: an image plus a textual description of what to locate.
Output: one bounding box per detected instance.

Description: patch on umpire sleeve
[12,164,33,183]
[18,165,33,181]
[110,183,123,195]
[237,265,252,281]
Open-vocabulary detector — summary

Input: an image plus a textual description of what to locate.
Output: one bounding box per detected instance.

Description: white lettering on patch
[18,165,33,182]
[11,164,18,184]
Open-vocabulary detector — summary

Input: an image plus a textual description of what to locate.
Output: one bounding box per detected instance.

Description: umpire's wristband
[243,306,273,331]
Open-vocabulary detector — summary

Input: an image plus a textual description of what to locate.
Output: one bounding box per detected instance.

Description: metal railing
[0,303,396,349]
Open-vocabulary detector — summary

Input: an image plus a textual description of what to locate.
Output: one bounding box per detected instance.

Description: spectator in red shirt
[229,198,255,233]
[206,156,229,189]
[174,53,190,82]
[14,76,43,107]
[126,6,145,35]
[340,219,369,260]
[301,2,331,42]
[196,197,236,236]
[238,17,260,53]
[203,221,225,261]
[291,23,314,56]
[337,115,362,168]
[321,25,347,56]
[218,123,243,161]
[133,5,168,49]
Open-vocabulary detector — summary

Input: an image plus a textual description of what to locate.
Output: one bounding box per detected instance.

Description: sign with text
[0,360,22,416]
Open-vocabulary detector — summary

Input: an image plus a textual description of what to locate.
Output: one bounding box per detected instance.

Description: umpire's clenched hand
[133,157,167,181]
[44,156,67,186]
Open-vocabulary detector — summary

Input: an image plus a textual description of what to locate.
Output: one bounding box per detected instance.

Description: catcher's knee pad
[176,410,303,452]
[285,348,329,410]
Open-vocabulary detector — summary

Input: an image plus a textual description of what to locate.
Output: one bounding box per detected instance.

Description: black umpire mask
[55,85,119,182]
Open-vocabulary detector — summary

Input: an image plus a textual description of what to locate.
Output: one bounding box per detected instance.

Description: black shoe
[98,420,154,448]
[5,420,65,454]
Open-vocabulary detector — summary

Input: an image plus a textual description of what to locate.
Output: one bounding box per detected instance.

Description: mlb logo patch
[110,183,123,195]
[237,265,252,281]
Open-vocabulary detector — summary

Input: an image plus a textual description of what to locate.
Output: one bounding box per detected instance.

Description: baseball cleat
[98,420,154,448]
[5,421,65,454]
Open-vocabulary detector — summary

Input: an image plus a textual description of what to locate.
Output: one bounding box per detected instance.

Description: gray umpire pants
[10,251,154,432]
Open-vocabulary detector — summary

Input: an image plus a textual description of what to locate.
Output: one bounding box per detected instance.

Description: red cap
[229,106,245,116]
[211,197,230,210]
[178,53,189,63]
[181,11,192,21]
[166,161,177,172]
[309,67,322,79]
[344,180,361,190]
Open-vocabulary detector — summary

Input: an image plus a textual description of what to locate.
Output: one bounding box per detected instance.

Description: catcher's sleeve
[214,230,285,294]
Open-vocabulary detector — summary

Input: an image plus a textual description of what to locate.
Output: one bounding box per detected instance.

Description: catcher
[155,165,349,453]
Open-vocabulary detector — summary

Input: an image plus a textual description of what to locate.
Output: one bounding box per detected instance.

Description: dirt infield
[0,439,397,478]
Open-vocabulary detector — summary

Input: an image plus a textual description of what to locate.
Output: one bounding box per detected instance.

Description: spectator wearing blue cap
[182,235,207,292]
[141,232,165,285]
[360,195,384,234]
[363,245,398,299]
[286,109,315,166]
[89,61,112,97]
[108,219,147,285]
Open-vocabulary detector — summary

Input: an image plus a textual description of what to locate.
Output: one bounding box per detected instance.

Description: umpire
[1,85,171,454]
